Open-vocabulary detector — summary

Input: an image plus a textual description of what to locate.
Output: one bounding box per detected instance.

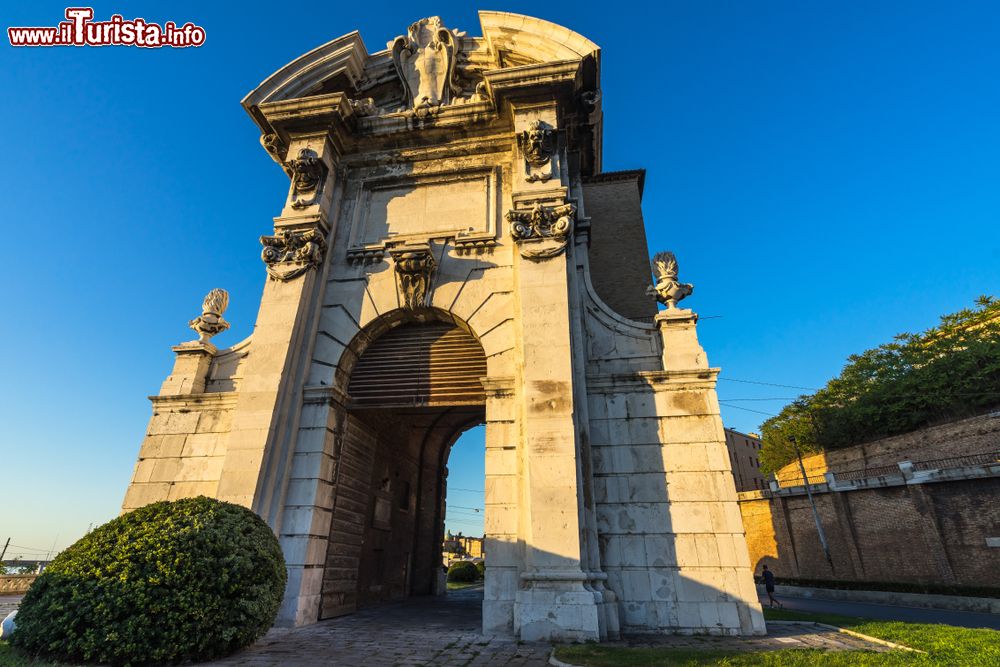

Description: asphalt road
[760,593,1000,630]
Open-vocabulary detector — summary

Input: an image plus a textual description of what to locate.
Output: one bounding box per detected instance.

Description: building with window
[442,531,484,566]
[725,428,766,492]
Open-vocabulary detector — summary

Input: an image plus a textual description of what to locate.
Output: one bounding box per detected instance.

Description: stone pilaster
[159,342,216,395]
[216,135,338,512]
[654,309,766,635]
[482,376,518,634]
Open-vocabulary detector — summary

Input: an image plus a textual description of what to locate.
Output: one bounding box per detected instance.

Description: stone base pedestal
[513,572,616,641]
[514,588,602,642]
[483,599,515,634]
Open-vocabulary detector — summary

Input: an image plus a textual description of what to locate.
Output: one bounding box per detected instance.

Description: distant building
[442,531,484,565]
[725,428,766,492]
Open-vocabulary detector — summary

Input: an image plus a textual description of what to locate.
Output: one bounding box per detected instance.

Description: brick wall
[739,476,1000,587]
[775,412,1000,484]
[582,172,658,321]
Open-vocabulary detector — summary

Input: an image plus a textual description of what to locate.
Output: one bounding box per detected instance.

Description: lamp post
[790,436,834,570]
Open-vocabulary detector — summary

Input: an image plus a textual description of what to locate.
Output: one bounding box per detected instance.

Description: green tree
[760,296,1000,473]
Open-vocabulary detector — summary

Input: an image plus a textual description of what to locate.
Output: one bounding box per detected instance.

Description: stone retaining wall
[740,469,1000,588]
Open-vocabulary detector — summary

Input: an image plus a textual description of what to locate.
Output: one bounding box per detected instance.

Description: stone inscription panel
[348,168,498,248]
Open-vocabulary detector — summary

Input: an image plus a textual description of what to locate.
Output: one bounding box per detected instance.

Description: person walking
[761,564,783,608]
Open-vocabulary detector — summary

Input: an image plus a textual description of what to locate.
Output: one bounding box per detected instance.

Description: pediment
[242,11,601,123]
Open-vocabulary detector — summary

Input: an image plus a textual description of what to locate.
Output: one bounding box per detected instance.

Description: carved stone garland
[506,201,576,260]
[285,148,327,209]
[390,244,436,309]
[260,228,328,281]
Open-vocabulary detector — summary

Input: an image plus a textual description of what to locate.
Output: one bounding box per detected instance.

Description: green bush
[474,561,485,578]
[12,496,286,666]
[447,560,479,583]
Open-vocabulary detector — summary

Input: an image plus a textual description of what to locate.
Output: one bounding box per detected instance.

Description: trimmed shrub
[474,561,485,578]
[447,560,479,583]
[12,496,286,666]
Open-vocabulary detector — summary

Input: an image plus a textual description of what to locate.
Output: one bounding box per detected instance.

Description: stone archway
[122,11,767,643]
[318,314,489,616]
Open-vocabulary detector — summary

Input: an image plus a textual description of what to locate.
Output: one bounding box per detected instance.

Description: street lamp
[790,435,834,570]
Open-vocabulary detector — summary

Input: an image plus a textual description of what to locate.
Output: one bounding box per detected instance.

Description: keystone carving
[390,17,461,117]
[390,244,436,309]
[647,251,694,309]
[517,120,556,183]
[284,148,327,209]
[506,202,576,259]
[260,228,327,281]
[188,288,230,343]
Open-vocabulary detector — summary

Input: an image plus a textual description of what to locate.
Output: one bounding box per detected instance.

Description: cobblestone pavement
[204,588,550,667]
[205,589,893,666]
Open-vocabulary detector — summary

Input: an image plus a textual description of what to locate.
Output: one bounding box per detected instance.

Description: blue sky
[1,1,997,556]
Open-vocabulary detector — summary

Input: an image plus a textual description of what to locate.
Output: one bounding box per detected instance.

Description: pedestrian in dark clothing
[761,564,782,608]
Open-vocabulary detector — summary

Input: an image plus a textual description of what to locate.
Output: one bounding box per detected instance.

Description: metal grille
[348,322,487,408]
[911,450,1000,471]
[835,464,903,481]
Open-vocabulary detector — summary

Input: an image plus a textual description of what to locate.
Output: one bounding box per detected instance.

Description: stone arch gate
[123,12,765,642]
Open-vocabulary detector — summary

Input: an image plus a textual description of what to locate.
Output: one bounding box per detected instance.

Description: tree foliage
[447,560,479,583]
[12,496,286,666]
[760,296,1000,473]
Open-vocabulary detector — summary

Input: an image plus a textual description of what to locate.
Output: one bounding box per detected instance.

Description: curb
[548,649,581,667]
[547,622,927,665]
[768,620,926,654]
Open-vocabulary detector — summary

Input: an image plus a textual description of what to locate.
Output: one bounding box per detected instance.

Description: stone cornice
[149,391,239,409]
[484,60,582,99]
[302,384,350,406]
[585,369,720,392]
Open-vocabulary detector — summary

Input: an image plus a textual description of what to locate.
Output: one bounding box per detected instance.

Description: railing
[769,448,1000,490]
[835,464,903,481]
[911,450,1000,471]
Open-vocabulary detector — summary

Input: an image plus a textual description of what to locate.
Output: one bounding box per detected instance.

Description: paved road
[761,593,1000,630]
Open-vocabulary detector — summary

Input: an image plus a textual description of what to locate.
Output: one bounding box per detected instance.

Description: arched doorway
[319,316,488,617]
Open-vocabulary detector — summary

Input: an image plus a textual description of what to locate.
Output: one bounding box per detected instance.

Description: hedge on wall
[12,496,287,666]
[447,560,479,583]
[760,296,1000,473]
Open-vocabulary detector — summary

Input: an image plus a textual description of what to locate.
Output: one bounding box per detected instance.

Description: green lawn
[446,580,484,591]
[553,608,1000,666]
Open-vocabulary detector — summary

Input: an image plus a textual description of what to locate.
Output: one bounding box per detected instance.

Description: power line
[10,543,53,554]
[718,402,779,417]
[719,377,818,391]
[719,397,798,401]
[448,487,484,493]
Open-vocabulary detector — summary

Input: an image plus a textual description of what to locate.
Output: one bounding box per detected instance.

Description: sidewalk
[760,591,1000,629]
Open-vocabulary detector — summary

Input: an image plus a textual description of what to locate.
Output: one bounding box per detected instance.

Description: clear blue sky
[2,1,997,556]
